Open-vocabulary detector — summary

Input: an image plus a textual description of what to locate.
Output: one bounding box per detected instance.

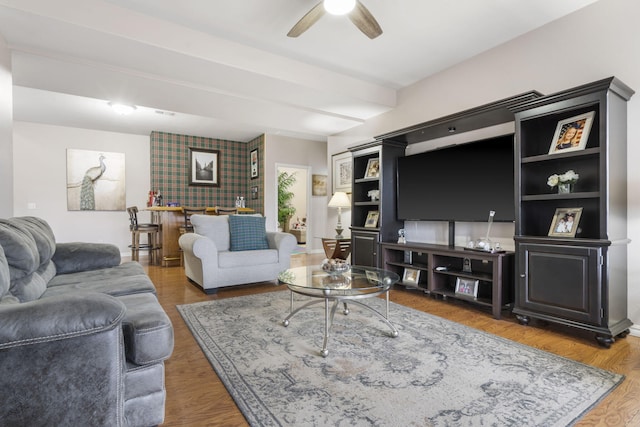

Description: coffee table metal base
[283,290,398,357]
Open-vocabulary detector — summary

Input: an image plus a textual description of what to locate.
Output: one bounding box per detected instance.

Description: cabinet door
[517,243,601,324]
[351,231,378,267]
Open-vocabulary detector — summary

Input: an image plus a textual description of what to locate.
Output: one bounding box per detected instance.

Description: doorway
[276,164,310,253]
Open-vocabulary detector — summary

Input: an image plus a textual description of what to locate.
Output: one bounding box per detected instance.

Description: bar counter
[147,206,256,266]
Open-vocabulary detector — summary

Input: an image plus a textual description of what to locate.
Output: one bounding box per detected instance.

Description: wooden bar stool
[214,206,238,215]
[127,206,160,265]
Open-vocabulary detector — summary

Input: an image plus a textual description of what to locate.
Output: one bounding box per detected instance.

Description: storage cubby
[381,242,514,319]
[512,77,634,347]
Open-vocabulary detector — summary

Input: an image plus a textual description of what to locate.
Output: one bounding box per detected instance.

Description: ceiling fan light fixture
[109,102,137,115]
[324,0,356,16]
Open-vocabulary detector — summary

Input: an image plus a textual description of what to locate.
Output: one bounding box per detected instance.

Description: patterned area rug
[177,291,622,426]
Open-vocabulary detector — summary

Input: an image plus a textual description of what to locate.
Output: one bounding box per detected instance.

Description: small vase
[558,183,572,194]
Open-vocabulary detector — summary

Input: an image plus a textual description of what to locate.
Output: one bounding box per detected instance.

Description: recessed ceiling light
[108,102,137,115]
[324,0,355,15]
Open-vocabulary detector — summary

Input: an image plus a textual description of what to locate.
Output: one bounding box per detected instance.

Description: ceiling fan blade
[287,2,326,37]
[349,1,383,39]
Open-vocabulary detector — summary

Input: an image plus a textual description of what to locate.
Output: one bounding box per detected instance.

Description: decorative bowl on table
[321,258,350,276]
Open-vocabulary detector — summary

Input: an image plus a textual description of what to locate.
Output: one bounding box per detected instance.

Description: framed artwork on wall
[332,151,352,193]
[188,147,220,186]
[312,174,327,196]
[66,149,126,211]
[250,148,259,179]
[548,111,595,155]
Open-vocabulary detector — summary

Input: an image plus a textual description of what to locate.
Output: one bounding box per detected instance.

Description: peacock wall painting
[66,149,126,211]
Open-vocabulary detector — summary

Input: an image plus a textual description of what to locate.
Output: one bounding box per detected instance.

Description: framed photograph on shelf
[548,111,595,155]
[188,147,220,187]
[332,151,352,193]
[250,148,259,179]
[403,268,420,285]
[364,158,380,178]
[364,210,379,228]
[455,277,479,298]
[548,207,583,237]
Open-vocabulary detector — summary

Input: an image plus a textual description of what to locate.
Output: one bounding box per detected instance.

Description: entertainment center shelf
[380,242,514,319]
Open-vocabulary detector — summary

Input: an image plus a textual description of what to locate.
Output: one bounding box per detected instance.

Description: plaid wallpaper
[150,132,264,212]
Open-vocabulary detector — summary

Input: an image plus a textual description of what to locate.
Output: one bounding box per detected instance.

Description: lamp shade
[328,191,351,208]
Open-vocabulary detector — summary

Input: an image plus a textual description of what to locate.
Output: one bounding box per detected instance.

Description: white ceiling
[1,0,598,142]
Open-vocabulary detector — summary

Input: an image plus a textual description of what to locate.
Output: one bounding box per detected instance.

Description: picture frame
[364,210,379,228]
[403,268,420,285]
[332,151,352,193]
[548,207,583,237]
[366,270,381,285]
[548,111,595,155]
[188,147,220,187]
[66,149,126,211]
[364,157,380,178]
[312,174,328,196]
[250,148,259,179]
[455,277,479,298]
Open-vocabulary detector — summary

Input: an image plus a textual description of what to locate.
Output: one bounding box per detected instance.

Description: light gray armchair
[179,214,296,293]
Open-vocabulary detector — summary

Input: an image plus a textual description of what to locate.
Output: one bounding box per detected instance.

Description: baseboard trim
[629,324,640,337]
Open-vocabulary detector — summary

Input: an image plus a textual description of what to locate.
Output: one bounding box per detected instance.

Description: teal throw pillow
[228,215,269,251]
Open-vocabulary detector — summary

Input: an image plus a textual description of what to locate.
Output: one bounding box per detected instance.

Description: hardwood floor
[145,254,640,426]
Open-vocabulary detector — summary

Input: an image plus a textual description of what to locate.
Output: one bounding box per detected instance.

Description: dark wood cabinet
[512,77,634,347]
[349,140,406,267]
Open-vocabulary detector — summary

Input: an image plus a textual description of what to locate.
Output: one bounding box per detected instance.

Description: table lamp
[328,191,351,238]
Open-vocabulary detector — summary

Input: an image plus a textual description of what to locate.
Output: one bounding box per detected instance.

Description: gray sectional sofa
[0,216,174,427]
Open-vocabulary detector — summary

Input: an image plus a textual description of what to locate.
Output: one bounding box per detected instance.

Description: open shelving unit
[381,242,514,319]
[349,140,406,267]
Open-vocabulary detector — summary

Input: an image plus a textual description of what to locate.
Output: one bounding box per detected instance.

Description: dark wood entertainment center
[348,77,633,346]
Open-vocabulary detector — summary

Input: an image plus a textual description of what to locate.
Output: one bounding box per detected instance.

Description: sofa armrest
[53,242,121,274]
[0,293,127,426]
[179,233,218,265]
[267,231,297,262]
[0,293,125,347]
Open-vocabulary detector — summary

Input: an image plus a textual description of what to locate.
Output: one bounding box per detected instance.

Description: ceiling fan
[287,0,383,39]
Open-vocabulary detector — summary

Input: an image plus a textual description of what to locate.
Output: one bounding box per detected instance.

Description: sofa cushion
[219,248,278,268]
[44,262,156,297]
[228,215,269,251]
[53,242,121,274]
[117,293,174,365]
[0,220,48,302]
[8,217,56,267]
[0,245,15,304]
[191,214,230,251]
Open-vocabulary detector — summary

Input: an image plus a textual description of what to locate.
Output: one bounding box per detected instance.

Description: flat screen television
[397,134,515,222]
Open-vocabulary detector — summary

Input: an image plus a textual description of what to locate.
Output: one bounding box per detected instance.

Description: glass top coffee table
[278,265,400,357]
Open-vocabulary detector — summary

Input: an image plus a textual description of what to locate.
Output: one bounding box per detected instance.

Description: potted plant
[278,171,297,232]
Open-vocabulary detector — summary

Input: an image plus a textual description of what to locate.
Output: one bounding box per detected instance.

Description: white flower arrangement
[547,170,579,188]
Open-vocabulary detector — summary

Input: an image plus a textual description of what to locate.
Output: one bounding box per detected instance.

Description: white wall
[12,122,150,253]
[0,34,13,218]
[329,0,640,327]
[264,134,327,253]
